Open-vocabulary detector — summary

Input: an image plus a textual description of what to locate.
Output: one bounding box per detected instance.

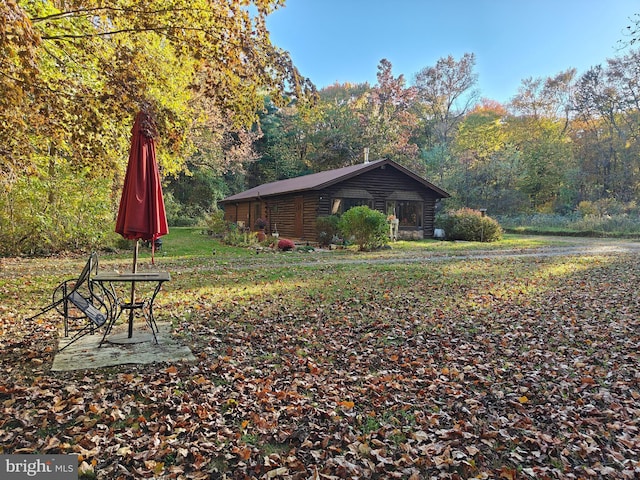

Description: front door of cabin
[294,196,304,238]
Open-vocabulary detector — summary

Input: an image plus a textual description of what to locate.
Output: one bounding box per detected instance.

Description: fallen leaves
[2,249,640,478]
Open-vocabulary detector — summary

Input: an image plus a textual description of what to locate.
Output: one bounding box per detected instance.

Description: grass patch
[103,227,574,264]
[497,212,640,238]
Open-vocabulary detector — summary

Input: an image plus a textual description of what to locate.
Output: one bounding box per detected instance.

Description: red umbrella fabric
[115,111,168,339]
[115,111,169,259]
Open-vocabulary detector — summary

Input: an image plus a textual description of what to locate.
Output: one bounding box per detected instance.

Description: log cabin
[218,158,449,242]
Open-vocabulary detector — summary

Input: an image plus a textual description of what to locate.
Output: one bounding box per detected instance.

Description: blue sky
[266,0,638,103]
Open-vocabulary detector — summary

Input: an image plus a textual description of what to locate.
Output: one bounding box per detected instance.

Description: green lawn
[1,232,638,478]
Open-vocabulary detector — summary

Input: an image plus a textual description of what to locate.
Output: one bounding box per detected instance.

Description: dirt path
[202,236,640,272]
[294,237,640,267]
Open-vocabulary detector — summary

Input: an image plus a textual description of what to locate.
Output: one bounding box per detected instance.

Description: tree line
[245,52,640,215]
[1,1,639,254]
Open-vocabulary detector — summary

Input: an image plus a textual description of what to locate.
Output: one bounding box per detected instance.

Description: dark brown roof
[220,158,449,203]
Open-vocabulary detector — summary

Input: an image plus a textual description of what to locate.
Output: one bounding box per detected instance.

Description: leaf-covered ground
[1,242,639,479]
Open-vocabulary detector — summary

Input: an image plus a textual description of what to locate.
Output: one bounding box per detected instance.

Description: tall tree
[506,71,578,211]
[510,70,576,130]
[0,0,313,254]
[623,12,640,47]
[606,49,640,140]
[358,59,419,170]
[16,0,312,171]
[414,53,478,146]
[413,53,479,181]
[572,53,640,202]
[506,115,573,211]
[308,83,370,169]
[450,101,527,212]
[248,99,313,186]
[1,0,47,183]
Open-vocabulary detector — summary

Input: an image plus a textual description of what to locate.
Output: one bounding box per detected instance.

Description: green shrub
[0,164,112,255]
[164,192,206,226]
[338,206,389,251]
[203,210,227,236]
[316,215,341,246]
[222,223,257,247]
[438,208,502,242]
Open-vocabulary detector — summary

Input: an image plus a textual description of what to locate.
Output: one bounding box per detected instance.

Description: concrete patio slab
[51,322,195,371]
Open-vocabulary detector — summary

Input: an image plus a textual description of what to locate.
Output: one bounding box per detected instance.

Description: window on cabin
[386,200,423,228]
[251,202,262,229]
[331,198,374,215]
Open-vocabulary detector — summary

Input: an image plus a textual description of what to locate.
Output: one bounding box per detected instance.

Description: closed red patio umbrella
[116,111,168,251]
[115,110,168,337]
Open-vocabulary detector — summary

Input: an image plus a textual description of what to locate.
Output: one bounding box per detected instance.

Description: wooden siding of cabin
[266,193,319,241]
[318,166,440,237]
[223,201,270,230]
[423,198,436,235]
[222,164,441,242]
[223,202,251,228]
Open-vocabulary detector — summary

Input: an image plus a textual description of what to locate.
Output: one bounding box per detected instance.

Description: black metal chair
[27,252,114,351]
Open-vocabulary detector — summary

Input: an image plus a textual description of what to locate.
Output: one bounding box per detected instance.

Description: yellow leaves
[144,460,165,476]
[192,375,209,385]
[518,395,529,404]
[2,0,307,243]
[117,446,133,456]
[52,396,68,413]
[337,400,354,409]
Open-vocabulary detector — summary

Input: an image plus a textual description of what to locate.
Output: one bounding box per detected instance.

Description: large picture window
[331,198,374,215]
[386,200,423,228]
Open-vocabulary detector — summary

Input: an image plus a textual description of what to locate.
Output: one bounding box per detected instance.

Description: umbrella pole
[128,239,139,338]
[132,239,139,274]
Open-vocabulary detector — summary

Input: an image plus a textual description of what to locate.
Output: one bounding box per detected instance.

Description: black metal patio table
[92,271,171,345]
